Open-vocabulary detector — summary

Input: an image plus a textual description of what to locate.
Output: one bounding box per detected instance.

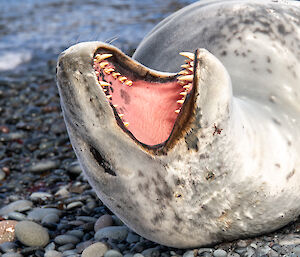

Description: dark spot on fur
[200,153,209,159]
[221,50,227,56]
[275,163,281,168]
[278,24,287,35]
[120,89,131,104]
[138,170,144,177]
[272,118,281,126]
[110,86,114,93]
[286,169,296,181]
[151,212,164,225]
[90,146,116,176]
[267,68,272,74]
[206,171,215,181]
[267,56,271,63]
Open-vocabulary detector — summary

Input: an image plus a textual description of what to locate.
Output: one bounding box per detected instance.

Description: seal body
[56,0,300,248]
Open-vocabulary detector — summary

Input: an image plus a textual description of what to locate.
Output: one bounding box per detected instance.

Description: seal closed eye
[56,0,300,248]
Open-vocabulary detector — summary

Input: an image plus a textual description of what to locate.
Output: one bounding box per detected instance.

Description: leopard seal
[56,0,300,248]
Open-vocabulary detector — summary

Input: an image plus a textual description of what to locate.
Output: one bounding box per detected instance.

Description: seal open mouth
[92,47,197,150]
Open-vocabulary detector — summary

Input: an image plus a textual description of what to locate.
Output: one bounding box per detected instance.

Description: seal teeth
[175,109,180,114]
[181,64,191,69]
[124,80,133,87]
[95,53,113,62]
[124,122,129,127]
[99,81,110,87]
[119,113,124,118]
[118,76,127,83]
[180,91,187,96]
[179,52,194,60]
[100,61,109,68]
[178,70,190,75]
[106,95,112,99]
[183,83,192,89]
[177,99,185,104]
[177,75,193,82]
[112,72,121,78]
[104,68,115,74]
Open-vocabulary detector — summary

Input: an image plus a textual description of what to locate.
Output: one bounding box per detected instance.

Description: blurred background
[0,0,196,81]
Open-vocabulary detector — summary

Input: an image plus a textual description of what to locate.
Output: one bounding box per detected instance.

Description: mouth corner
[91,46,198,154]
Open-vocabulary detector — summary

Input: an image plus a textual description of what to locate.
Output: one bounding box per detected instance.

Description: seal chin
[57,42,232,155]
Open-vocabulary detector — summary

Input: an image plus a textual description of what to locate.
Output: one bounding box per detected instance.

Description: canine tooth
[112,72,121,78]
[177,99,185,104]
[180,92,187,96]
[99,81,110,87]
[106,95,112,99]
[100,61,109,68]
[188,67,193,72]
[180,52,194,60]
[183,84,191,89]
[175,109,180,114]
[119,114,124,118]
[95,53,113,62]
[181,64,191,69]
[124,122,129,127]
[177,75,193,82]
[119,76,127,83]
[104,68,115,74]
[178,70,190,75]
[113,105,118,108]
[124,80,133,86]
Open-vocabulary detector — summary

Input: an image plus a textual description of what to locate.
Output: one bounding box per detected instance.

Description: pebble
[42,213,60,224]
[2,253,23,257]
[104,249,123,257]
[0,220,18,243]
[30,192,53,201]
[66,230,84,239]
[0,241,17,252]
[15,221,49,247]
[45,250,63,257]
[82,242,108,257]
[132,254,143,257]
[7,212,27,221]
[0,169,6,180]
[213,249,227,257]
[54,235,80,245]
[142,247,160,257]
[0,200,33,216]
[279,235,300,246]
[66,201,83,210]
[57,243,74,251]
[27,208,62,222]
[27,160,59,173]
[126,232,140,243]
[67,161,82,175]
[95,226,128,242]
[183,250,195,257]
[94,214,113,232]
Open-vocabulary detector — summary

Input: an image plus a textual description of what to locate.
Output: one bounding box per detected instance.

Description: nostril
[90,146,116,176]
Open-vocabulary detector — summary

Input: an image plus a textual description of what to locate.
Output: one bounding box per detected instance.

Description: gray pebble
[227,253,240,257]
[141,247,160,257]
[82,242,108,257]
[66,201,83,210]
[45,242,56,251]
[28,160,59,173]
[104,249,123,257]
[66,230,84,239]
[42,213,60,224]
[61,249,79,256]
[279,236,300,246]
[0,242,17,252]
[30,192,53,201]
[213,249,227,257]
[45,250,63,257]
[95,226,128,242]
[198,248,213,254]
[132,254,143,257]
[256,245,272,255]
[2,253,23,257]
[7,211,27,221]
[111,215,124,226]
[15,221,49,247]
[183,250,195,257]
[58,243,75,252]
[67,162,82,175]
[0,169,6,180]
[0,200,33,216]
[76,216,97,223]
[55,235,80,245]
[124,254,134,257]
[126,232,140,243]
[27,208,62,221]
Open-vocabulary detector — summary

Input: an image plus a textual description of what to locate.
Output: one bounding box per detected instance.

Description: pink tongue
[95,63,184,146]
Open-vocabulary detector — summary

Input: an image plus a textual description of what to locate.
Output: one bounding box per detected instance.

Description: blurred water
[0,0,196,77]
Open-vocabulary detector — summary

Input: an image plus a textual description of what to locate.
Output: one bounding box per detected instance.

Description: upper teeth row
[175,51,194,114]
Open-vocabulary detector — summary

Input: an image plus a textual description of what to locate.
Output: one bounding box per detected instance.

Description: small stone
[27,208,62,222]
[104,249,123,257]
[76,240,93,253]
[82,242,108,257]
[57,243,74,251]
[94,215,113,232]
[0,220,18,243]
[54,235,80,245]
[132,254,143,257]
[142,247,160,257]
[2,253,23,257]
[126,232,140,243]
[0,169,6,180]
[61,249,79,256]
[66,230,84,239]
[30,192,53,201]
[66,201,83,210]
[44,250,63,257]
[67,161,82,175]
[15,221,49,247]
[7,212,27,221]
[27,160,59,173]
[42,213,60,224]
[95,226,128,242]
[0,200,33,216]
[183,250,195,257]
[279,235,300,246]
[0,241,17,252]
[213,249,227,257]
